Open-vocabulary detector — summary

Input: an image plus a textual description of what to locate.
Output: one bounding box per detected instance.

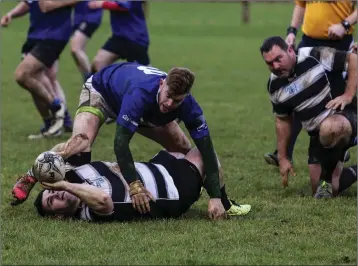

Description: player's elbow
[96,193,114,214]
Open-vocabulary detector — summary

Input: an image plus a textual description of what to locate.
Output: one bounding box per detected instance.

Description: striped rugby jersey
[267,46,349,135]
[65,161,181,222]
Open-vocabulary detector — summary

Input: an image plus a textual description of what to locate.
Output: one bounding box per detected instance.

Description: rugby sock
[82,72,91,83]
[220,185,232,211]
[64,109,73,127]
[66,151,91,166]
[49,98,61,113]
[338,165,357,193]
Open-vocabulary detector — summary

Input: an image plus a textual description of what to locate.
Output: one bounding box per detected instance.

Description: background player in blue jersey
[2,0,78,137]
[70,0,103,82]
[12,63,240,220]
[31,146,251,221]
[89,0,151,73]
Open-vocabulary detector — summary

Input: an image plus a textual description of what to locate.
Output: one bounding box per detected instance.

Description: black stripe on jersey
[268,57,319,95]
[294,57,319,77]
[141,163,168,199]
[309,47,321,61]
[65,170,86,184]
[90,162,126,202]
[272,102,291,116]
[295,96,331,121]
[268,77,290,94]
[332,51,347,72]
[283,74,328,108]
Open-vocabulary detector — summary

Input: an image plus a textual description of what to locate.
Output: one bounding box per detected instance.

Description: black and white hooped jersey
[65,152,202,222]
[267,46,349,135]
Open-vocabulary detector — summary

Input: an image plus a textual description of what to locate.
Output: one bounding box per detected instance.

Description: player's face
[158,80,187,113]
[42,190,79,216]
[263,45,296,78]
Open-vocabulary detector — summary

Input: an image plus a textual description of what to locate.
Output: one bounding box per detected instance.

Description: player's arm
[275,115,292,162]
[310,47,357,109]
[89,1,130,12]
[114,124,137,185]
[6,1,29,18]
[344,8,357,26]
[1,1,29,27]
[43,181,114,215]
[193,135,221,198]
[115,90,155,213]
[38,0,79,13]
[180,99,221,199]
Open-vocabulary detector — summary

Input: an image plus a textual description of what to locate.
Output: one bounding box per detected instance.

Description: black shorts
[308,108,357,164]
[102,35,150,66]
[73,22,100,38]
[24,39,67,68]
[148,150,203,217]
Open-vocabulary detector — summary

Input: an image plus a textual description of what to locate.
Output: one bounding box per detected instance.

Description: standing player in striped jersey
[260,36,357,198]
[264,1,357,167]
[33,147,251,221]
[70,1,103,82]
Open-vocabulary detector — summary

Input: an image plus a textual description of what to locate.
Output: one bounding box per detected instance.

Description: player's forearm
[38,0,78,13]
[7,1,30,18]
[193,136,221,198]
[345,9,357,25]
[290,4,305,29]
[101,1,129,12]
[114,125,138,184]
[275,116,292,161]
[64,182,113,214]
[345,53,358,99]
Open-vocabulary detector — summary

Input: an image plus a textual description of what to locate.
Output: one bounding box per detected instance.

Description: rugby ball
[33,151,66,183]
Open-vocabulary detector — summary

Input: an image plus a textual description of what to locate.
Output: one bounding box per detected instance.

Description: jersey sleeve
[267,78,292,117]
[179,96,209,139]
[310,46,348,73]
[117,88,150,132]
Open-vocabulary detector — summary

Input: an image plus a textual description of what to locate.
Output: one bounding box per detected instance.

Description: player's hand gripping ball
[33,151,65,183]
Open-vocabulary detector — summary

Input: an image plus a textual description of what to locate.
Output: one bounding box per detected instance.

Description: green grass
[1,2,356,265]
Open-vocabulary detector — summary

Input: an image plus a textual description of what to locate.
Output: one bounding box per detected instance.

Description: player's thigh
[71,30,89,51]
[76,76,116,127]
[29,40,67,69]
[137,121,191,153]
[92,48,119,71]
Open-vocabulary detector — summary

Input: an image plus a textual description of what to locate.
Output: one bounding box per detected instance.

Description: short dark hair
[34,190,50,217]
[167,67,195,95]
[260,36,289,55]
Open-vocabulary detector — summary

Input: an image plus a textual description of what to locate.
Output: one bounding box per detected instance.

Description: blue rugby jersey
[92,62,209,139]
[73,1,102,26]
[25,0,73,41]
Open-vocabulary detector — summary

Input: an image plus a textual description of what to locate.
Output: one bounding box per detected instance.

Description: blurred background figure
[71,0,103,82]
[1,0,77,139]
[89,0,151,74]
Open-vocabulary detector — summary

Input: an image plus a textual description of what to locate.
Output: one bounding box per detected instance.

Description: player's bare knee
[14,67,29,87]
[319,115,351,148]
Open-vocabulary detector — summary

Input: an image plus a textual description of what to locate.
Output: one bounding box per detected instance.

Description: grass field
[1,2,356,265]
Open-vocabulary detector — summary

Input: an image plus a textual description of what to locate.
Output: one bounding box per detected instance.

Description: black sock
[220,185,231,211]
[66,151,91,167]
[339,165,357,193]
[287,115,302,160]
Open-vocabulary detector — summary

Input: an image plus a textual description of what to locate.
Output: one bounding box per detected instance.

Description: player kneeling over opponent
[32,146,251,222]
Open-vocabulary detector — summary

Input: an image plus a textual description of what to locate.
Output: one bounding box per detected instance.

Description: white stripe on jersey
[153,164,179,200]
[134,162,179,200]
[134,163,159,199]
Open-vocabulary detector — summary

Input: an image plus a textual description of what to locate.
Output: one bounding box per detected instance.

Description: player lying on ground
[12,62,237,220]
[32,145,251,221]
